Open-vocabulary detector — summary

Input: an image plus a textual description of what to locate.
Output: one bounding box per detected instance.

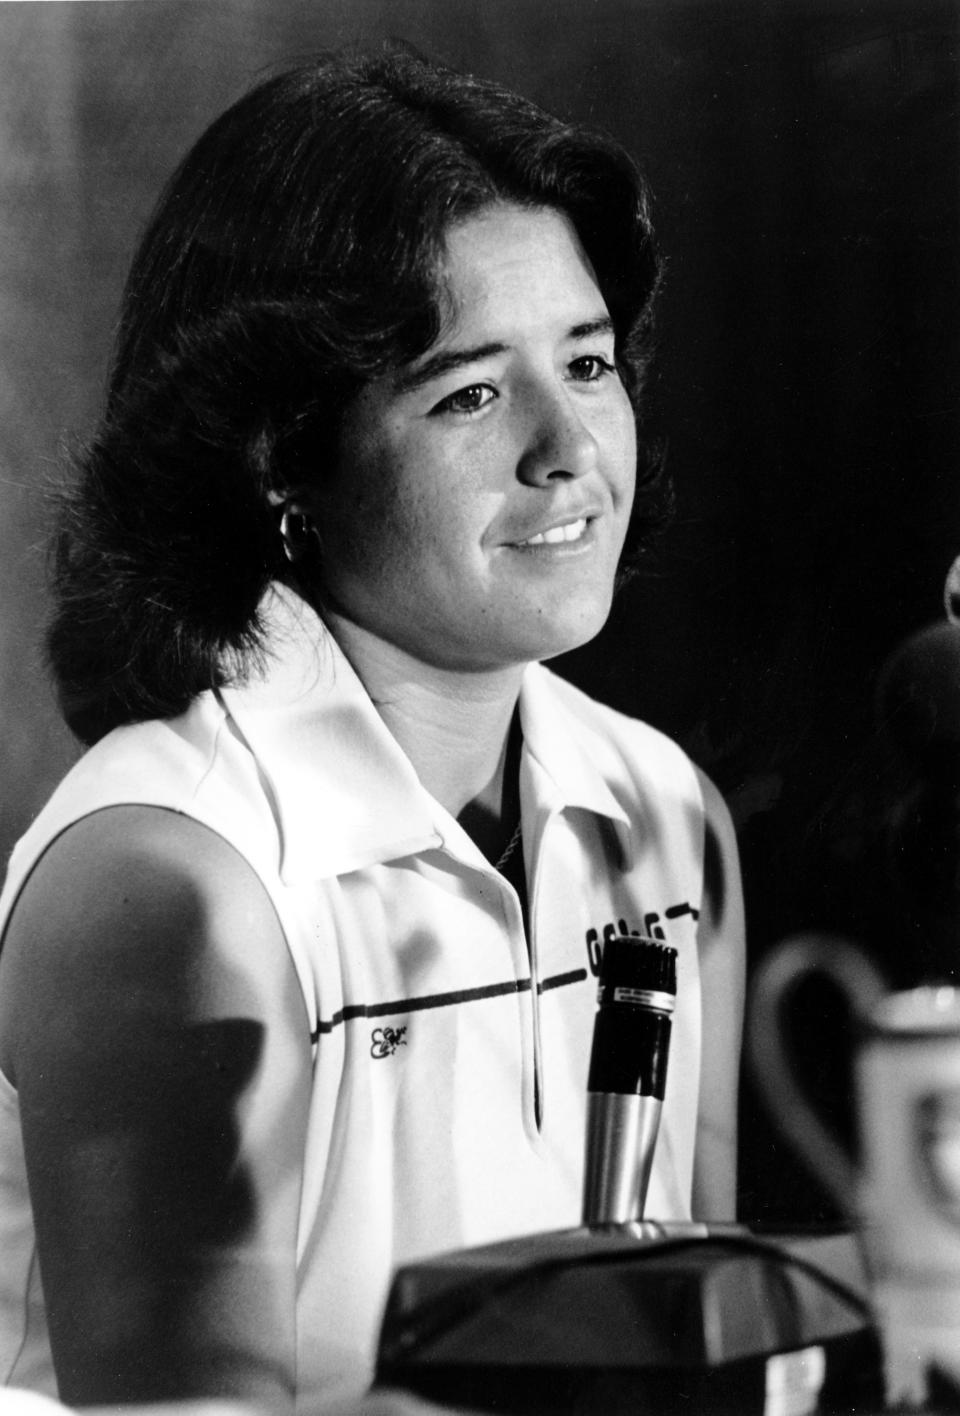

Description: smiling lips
[512,516,591,548]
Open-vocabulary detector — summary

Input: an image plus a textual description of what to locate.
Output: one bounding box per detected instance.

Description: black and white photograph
[0,2,958,1411]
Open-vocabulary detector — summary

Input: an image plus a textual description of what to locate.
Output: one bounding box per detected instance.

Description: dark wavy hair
[49,48,667,744]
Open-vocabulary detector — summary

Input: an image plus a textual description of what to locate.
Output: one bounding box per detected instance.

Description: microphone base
[581,1090,662,1225]
[376,1222,883,1415]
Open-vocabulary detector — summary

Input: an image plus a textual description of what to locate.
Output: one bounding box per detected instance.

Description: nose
[516,384,599,487]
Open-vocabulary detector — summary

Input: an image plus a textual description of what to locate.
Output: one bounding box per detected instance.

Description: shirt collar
[519,662,635,866]
[218,586,442,883]
[218,584,635,883]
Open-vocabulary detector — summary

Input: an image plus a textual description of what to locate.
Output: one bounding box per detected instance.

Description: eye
[568,354,616,382]
[432,384,496,416]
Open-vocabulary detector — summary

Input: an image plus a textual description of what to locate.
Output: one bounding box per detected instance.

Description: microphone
[876,614,960,984]
[877,619,960,778]
[581,935,677,1226]
[944,553,960,626]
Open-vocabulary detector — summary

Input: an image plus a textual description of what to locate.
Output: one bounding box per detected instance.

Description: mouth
[511,517,591,548]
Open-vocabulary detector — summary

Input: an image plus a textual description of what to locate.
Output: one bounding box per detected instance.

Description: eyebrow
[394,342,507,394]
[393,316,616,395]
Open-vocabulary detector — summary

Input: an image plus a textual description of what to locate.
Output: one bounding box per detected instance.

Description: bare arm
[0,807,311,1408]
[690,768,746,1221]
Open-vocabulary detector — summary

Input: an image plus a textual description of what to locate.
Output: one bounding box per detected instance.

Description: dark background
[2,0,958,1221]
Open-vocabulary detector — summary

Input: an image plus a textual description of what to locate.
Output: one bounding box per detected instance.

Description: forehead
[432,202,605,332]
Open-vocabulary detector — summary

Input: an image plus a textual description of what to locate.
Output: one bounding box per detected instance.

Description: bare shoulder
[0,804,305,1083]
[690,764,745,1014]
[690,766,746,1220]
[0,806,311,1403]
[693,766,743,943]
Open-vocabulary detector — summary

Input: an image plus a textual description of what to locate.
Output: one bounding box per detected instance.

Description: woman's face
[316,202,637,672]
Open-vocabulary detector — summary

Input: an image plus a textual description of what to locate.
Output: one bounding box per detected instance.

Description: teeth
[521,518,587,547]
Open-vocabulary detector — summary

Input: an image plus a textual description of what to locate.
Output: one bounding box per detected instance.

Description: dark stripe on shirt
[309,966,588,1043]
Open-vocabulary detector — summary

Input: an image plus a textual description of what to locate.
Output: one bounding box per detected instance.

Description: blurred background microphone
[944,555,960,627]
[582,936,677,1225]
[875,568,960,985]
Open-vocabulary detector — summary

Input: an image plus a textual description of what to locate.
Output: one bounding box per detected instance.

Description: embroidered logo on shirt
[371,1025,408,1058]
[586,906,698,976]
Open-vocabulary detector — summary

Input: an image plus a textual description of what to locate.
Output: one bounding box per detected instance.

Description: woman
[0,49,744,1414]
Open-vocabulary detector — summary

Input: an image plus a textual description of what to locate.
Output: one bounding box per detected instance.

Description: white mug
[749,934,960,1407]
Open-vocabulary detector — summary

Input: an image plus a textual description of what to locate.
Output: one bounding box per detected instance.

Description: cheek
[319,432,403,557]
[360,444,485,557]
[613,395,638,482]
[609,410,638,527]
[321,457,449,595]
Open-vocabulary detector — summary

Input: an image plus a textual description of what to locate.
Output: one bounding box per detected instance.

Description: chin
[511,602,613,666]
[536,628,606,665]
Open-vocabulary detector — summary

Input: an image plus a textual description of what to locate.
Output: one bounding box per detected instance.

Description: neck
[323,611,526,831]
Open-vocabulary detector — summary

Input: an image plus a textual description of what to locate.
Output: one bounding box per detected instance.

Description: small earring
[279,507,318,563]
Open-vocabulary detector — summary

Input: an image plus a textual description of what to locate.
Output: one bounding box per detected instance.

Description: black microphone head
[876,621,960,773]
[588,935,678,1103]
[598,935,677,999]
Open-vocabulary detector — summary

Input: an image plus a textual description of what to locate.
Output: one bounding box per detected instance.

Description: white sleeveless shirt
[0,586,706,1409]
